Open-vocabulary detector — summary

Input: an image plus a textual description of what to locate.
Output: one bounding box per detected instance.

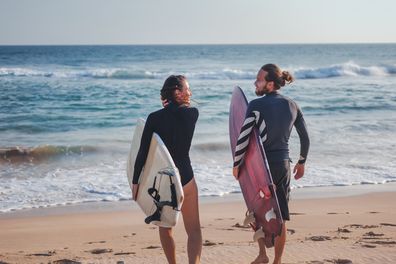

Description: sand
[0,187,395,264]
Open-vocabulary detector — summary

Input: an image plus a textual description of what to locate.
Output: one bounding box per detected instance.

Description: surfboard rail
[127,119,184,227]
[229,86,283,247]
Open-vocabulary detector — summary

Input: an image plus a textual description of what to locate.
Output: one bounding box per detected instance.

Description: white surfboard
[127,119,184,227]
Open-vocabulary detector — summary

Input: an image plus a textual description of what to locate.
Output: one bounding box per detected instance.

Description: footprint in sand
[232,223,250,229]
[367,240,396,245]
[214,218,235,221]
[203,240,217,246]
[123,233,137,238]
[52,259,82,264]
[326,258,353,264]
[89,248,113,254]
[380,223,396,227]
[361,244,376,248]
[337,228,352,233]
[306,236,332,242]
[345,224,379,229]
[287,229,295,235]
[28,250,56,257]
[144,245,161,249]
[114,252,136,256]
[363,231,384,237]
[86,240,106,245]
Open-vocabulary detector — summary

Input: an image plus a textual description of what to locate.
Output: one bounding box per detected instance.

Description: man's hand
[232,166,240,180]
[132,184,139,200]
[293,163,305,180]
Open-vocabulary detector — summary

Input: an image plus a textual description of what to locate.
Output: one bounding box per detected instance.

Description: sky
[1,0,396,45]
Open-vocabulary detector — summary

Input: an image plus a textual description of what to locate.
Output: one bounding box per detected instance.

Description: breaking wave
[0,145,98,163]
[1,63,396,81]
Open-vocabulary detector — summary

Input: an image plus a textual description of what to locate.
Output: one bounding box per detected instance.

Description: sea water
[1,44,395,212]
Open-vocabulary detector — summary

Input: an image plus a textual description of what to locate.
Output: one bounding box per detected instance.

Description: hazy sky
[1,0,395,45]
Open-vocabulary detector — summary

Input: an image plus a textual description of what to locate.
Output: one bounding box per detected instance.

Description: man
[233,64,310,264]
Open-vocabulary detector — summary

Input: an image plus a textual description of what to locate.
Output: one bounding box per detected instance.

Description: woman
[132,75,202,264]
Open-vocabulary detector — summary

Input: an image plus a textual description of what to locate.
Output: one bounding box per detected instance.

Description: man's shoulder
[248,97,264,106]
[274,93,299,106]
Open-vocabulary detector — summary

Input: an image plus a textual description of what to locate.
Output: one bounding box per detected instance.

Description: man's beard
[255,84,270,96]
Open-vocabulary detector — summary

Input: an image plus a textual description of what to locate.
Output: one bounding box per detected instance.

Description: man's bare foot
[251,254,269,264]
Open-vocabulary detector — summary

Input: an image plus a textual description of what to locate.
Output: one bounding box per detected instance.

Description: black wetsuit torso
[247,92,309,162]
[234,91,309,166]
[133,103,199,186]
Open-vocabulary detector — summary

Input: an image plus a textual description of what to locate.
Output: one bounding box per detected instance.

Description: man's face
[254,69,273,96]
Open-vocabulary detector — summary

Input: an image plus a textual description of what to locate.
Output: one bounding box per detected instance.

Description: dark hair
[160,75,187,102]
[261,64,294,90]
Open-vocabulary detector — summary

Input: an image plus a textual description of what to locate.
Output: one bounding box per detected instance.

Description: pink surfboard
[229,86,283,247]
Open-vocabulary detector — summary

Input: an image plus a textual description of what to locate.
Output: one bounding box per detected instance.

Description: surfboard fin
[243,211,255,226]
[145,208,161,224]
[253,228,265,242]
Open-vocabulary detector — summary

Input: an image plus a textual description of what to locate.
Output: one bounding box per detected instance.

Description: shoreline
[0,187,395,263]
[1,182,395,219]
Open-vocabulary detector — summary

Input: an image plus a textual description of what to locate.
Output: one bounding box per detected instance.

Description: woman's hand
[132,184,139,200]
[161,98,169,108]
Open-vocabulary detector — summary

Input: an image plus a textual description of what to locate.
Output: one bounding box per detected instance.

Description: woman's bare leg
[159,227,176,264]
[181,179,202,264]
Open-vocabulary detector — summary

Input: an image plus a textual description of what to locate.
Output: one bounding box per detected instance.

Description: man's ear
[267,81,275,90]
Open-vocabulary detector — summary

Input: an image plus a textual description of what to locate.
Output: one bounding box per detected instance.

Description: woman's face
[174,80,192,106]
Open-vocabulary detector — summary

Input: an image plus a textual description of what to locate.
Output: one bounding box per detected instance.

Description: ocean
[1,44,395,213]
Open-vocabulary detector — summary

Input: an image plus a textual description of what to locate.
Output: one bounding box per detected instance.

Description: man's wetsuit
[234,91,309,220]
[133,103,199,186]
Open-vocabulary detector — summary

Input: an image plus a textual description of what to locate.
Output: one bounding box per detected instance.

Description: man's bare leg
[273,224,286,264]
[251,237,269,264]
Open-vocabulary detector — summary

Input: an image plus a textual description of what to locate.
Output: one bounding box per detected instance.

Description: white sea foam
[1,148,395,213]
[293,62,393,79]
[3,63,394,80]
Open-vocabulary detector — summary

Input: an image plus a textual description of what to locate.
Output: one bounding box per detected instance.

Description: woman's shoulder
[181,106,199,117]
[147,108,166,122]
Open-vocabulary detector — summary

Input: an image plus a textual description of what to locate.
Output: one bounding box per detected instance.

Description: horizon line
[1,41,396,47]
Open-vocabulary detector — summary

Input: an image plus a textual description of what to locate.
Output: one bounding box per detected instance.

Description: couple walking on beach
[132,63,310,264]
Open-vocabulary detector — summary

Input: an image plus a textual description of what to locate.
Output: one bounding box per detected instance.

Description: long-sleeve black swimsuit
[133,103,199,186]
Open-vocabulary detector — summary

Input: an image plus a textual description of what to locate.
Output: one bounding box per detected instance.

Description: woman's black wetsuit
[133,103,199,186]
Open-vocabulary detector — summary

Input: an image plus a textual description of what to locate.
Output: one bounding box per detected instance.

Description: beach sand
[0,187,395,264]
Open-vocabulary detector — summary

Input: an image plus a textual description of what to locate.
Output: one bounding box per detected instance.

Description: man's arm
[293,108,310,180]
